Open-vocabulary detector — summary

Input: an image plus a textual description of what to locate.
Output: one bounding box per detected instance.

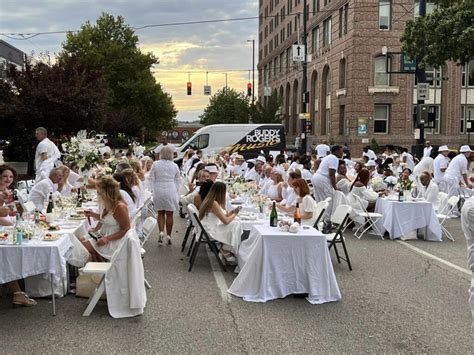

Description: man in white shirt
[433,145,450,191]
[28,168,63,212]
[413,156,434,183]
[315,141,330,159]
[311,145,344,219]
[460,197,474,328]
[401,148,415,172]
[231,155,248,176]
[362,146,377,161]
[423,141,433,158]
[245,156,265,184]
[415,172,440,210]
[444,145,472,198]
[34,127,61,182]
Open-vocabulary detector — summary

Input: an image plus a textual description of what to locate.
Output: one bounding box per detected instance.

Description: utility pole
[301,0,309,156]
[247,39,255,124]
[415,0,427,158]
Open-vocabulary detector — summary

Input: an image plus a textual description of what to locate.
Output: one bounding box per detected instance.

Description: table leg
[51,273,56,316]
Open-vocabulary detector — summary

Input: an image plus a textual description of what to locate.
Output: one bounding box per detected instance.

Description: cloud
[0,0,258,121]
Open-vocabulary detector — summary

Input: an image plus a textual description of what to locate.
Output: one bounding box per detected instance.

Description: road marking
[396,240,472,277]
[206,248,232,303]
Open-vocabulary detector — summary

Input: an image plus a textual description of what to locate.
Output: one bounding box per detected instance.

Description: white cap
[438,145,449,152]
[460,145,472,153]
[247,159,256,164]
[234,154,244,160]
[256,156,266,164]
[204,165,219,174]
[366,160,377,167]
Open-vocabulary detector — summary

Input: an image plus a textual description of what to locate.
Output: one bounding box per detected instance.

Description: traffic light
[187,82,192,95]
[247,83,252,97]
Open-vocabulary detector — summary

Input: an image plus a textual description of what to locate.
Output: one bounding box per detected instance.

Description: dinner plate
[68,215,86,221]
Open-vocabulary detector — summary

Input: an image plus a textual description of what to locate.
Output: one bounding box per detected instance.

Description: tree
[60,13,177,136]
[401,0,474,67]
[200,88,250,125]
[251,91,283,124]
[0,57,108,161]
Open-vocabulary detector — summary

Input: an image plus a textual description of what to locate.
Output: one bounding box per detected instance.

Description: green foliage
[0,57,108,161]
[401,0,474,67]
[251,91,283,124]
[60,13,177,136]
[370,138,381,154]
[199,88,250,125]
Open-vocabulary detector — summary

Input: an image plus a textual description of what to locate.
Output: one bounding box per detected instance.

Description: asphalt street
[0,216,472,353]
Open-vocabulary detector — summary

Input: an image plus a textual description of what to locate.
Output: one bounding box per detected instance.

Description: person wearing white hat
[444,145,472,201]
[433,145,450,191]
[244,156,265,184]
[265,166,285,202]
[204,164,219,182]
[231,154,248,177]
[365,159,377,178]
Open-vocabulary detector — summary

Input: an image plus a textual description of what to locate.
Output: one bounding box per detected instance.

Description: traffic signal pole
[301,0,309,156]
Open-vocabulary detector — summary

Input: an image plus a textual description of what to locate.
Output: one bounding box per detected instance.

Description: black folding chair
[325,205,353,270]
[187,205,226,272]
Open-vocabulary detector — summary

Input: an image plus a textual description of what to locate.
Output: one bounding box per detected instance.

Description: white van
[176,124,286,160]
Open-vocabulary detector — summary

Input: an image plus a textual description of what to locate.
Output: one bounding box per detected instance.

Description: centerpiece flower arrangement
[397,178,414,191]
[384,176,398,189]
[62,131,101,173]
[371,176,385,191]
[230,177,258,196]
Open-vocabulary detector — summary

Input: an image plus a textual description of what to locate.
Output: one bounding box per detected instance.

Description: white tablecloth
[375,198,442,241]
[0,236,74,284]
[228,225,342,304]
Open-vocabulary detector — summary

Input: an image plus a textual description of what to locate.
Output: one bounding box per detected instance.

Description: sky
[0,0,259,122]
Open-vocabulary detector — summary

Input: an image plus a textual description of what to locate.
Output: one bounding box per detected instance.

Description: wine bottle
[293,202,301,224]
[46,192,54,213]
[398,187,404,202]
[270,201,278,227]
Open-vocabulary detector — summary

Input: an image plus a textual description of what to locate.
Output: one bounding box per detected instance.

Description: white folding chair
[137,216,157,289]
[325,205,353,270]
[313,199,329,231]
[437,192,449,214]
[436,196,459,242]
[82,236,129,317]
[352,195,384,240]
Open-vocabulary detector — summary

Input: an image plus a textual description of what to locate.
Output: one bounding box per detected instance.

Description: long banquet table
[228,224,341,304]
[374,197,442,241]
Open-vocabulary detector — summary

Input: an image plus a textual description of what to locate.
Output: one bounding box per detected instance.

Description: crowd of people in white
[0,127,473,314]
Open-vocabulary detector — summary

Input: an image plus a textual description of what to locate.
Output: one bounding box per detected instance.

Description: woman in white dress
[121,168,144,209]
[348,169,379,212]
[336,161,352,195]
[56,165,74,196]
[199,182,243,263]
[265,167,284,202]
[149,145,181,245]
[82,176,130,262]
[113,172,138,219]
[279,178,318,226]
[0,165,16,226]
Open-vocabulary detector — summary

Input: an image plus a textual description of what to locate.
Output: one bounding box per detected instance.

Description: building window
[274,57,278,77]
[338,5,348,37]
[415,66,442,87]
[312,26,320,53]
[374,105,389,133]
[374,56,390,86]
[323,17,332,47]
[461,105,474,134]
[339,58,346,89]
[286,47,291,73]
[280,52,284,72]
[339,105,345,135]
[379,0,391,30]
[415,1,436,17]
[462,60,474,87]
[313,0,320,14]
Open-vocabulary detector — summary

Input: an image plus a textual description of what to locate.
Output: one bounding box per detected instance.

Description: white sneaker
[165,235,172,245]
[158,232,163,244]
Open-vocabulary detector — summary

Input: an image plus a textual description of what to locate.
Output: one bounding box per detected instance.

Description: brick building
[258,0,474,155]
[0,40,25,79]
